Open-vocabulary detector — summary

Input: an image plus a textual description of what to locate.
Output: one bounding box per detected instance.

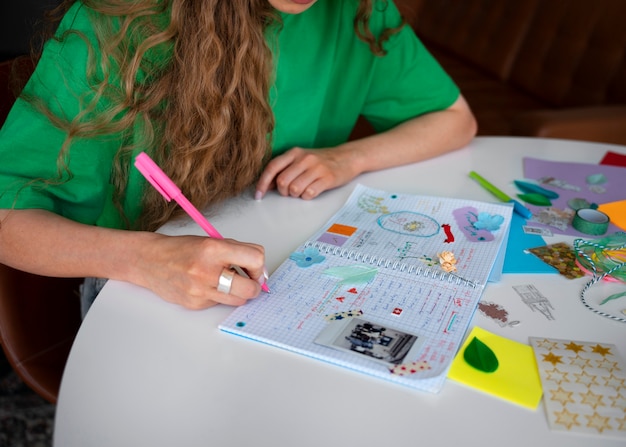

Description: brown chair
[0,56,33,124]
[0,265,83,404]
[0,56,84,404]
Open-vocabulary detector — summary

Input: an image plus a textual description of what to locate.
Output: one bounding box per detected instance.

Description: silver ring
[217,269,235,294]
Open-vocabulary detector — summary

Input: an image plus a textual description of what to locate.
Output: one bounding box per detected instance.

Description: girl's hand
[255,146,357,200]
[139,234,267,309]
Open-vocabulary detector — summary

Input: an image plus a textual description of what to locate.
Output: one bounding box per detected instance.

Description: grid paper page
[220,184,513,393]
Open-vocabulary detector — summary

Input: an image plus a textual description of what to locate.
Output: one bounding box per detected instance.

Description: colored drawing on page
[377,211,440,237]
[357,193,389,214]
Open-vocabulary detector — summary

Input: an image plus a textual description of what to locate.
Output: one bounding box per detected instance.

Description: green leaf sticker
[517,192,552,206]
[463,336,499,373]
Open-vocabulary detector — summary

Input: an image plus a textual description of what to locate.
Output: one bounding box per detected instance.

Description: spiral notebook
[219,184,513,393]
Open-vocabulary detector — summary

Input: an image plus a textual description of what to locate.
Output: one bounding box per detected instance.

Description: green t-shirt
[0,0,459,229]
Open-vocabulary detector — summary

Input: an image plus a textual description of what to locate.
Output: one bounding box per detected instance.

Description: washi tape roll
[572,208,610,235]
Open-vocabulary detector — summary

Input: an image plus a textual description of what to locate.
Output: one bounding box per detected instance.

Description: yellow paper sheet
[447,326,543,409]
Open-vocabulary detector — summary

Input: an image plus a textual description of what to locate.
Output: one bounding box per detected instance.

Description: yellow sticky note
[447,326,543,409]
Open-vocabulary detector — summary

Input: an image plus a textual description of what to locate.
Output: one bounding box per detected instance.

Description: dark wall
[0,0,63,61]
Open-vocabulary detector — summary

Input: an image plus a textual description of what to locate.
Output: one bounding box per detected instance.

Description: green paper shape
[323,265,378,285]
[463,336,499,373]
[600,290,626,305]
[514,180,559,199]
[517,192,552,206]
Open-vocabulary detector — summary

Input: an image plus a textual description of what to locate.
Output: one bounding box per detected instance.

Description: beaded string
[573,232,626,323]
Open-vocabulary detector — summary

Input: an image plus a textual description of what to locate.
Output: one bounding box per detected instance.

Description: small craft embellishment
[324,309,364,321]
[452,206,498,242]
[512,284,556,321]
[528,242,585,279]
[477,301,520,327]
[587,173,607,193]
[438,251,457,273]
[472,212,504,231]
[289,247,325,268]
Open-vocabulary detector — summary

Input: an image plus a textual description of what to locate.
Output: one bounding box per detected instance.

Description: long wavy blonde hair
[30,0,403,231]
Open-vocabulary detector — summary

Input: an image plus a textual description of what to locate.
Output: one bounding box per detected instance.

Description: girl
[0,0,476,311]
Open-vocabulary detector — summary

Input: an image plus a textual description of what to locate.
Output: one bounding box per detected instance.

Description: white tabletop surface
[54,137,626,447]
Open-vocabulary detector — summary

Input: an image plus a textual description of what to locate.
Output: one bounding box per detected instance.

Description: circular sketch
[377,211,440,237]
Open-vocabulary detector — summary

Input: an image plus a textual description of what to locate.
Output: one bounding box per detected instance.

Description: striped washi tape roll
[572,208,610,235]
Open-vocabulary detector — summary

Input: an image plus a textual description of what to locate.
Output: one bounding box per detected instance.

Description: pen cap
[134,152,180,201]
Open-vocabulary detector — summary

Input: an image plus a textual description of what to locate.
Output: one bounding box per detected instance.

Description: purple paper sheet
[522,157,626,237]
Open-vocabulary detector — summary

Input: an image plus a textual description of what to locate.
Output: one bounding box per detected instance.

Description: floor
[0,353,54,447]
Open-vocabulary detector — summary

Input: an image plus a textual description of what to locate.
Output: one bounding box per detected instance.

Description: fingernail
[255,190,263,201]
[257,267,269,285]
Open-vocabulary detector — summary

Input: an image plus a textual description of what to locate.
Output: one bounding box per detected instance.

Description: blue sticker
[289,247,326,268]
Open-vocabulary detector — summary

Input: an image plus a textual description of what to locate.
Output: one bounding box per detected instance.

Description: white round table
[54,137,626,447]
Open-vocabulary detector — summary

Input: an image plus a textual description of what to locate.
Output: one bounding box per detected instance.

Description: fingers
[146,235,267,310]
[212,267,263,305]
[256,148,336,200]
[255,151,296,200]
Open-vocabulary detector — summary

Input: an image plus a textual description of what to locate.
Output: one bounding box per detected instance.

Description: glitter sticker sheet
[530,337,626,439]
[220,185,513,393]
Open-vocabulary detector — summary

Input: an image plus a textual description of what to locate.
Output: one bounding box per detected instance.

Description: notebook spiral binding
[305,241,479,288]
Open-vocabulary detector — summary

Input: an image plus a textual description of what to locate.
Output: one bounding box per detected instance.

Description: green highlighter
[469,171,533,219]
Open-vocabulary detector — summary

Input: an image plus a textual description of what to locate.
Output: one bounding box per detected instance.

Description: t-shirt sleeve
[360,2,460,132]
[0,4,128,227]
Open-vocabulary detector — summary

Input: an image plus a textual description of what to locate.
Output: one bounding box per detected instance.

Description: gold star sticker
[543,352,563,366]
[615,412,626,431]
[595,357,619,371]
[553,407,580,430]
[573,369,599,387]
[564,341,585,354]
[579,389,605,410]
[535,338,559,350]
[592,344,612,356]
[550,386,575,406]
[545,367,569,385]
[570,355,592,369]
[585,411,613,433]
[608,391,626,410]
[605,373,626,390]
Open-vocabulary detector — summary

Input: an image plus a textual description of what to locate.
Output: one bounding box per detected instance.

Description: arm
[0,209,267,309]
[255,95,477,200]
